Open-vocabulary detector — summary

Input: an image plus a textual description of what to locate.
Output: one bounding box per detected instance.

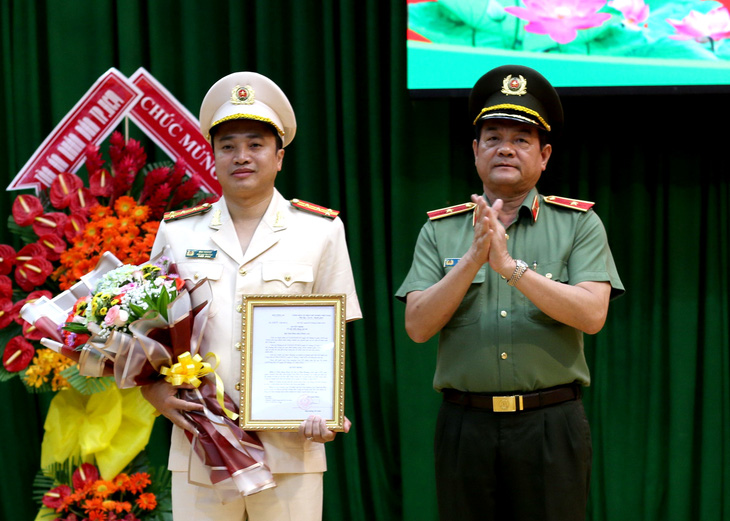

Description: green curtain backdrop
[1,1,728,520]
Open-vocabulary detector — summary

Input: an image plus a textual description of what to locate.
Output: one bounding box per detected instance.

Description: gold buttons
[284,275,291,282]
[239,267,247,276]
[500,310,507,318]
[193,273,200,280]
[501,352,508,360]
[546,273,553,279]
[235,382,241,391]
[504,233,510,240]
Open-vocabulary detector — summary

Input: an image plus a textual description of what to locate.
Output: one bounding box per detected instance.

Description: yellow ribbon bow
[161,352,239,421]
[160,351,212,387]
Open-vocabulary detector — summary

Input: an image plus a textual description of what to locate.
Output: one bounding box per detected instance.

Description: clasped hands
[464,194,513,276]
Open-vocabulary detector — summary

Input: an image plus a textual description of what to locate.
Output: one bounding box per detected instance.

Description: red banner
[128,68,221,196]
[7,68,142,193]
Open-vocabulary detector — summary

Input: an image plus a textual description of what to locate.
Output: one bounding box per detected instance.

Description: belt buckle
[492,395,523,412]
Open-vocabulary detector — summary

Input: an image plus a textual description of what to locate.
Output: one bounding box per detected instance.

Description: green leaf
[129,303,147,318]
[7,215,38,244]
[60,365,115,395]
[62,322,91,334]
[158,286,170,321]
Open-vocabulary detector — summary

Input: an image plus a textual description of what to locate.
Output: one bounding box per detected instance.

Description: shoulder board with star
[543,196,595,212]
[427,202,476,220]
[163,203,213,222]
[290,199,340,220]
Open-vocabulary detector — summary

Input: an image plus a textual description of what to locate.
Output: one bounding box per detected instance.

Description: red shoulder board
[427,202,476,220]
[163,203,213,222]
[543,196,595,212]
[290,199,340,219]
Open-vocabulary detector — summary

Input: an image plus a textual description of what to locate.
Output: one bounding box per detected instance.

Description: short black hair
[209,121,283,151]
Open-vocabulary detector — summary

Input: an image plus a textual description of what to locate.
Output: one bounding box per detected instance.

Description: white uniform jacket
[151,188,362,475]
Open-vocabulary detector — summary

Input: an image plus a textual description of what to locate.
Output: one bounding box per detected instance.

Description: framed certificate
[239,294,347,431]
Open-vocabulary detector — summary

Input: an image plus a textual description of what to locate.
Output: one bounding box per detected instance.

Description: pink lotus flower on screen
[667,6,730,43]
[504,0,612,44]
[608,0,650,30]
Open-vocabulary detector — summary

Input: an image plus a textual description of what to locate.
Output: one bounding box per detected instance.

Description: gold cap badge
[231,84,255,105]
[501,75,527,96]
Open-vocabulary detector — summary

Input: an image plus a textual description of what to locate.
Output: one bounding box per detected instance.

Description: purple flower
[667,6,730,43]
[505,0,612,44]
[608,0,650,30]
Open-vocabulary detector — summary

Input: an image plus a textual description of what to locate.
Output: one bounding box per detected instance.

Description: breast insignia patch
[427,202,476,220]
[543,196,595,212]
[290,199,340,219]
[163,203,214,222]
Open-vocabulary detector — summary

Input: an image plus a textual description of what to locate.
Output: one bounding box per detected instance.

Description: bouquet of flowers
[22,251,276,500]
[0,131,215,393]
[35,458,171,521]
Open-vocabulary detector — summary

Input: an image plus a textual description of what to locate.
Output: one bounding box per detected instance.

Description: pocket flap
[262,262,314,287]
[176,261,224,282]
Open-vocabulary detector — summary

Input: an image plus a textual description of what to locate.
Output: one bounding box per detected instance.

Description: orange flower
[83,222,103,242]
[129,204,151,224]
[127,472,151,494]
[116,216,139,237]
[114,196,137,217]
[88,205,113,222]
[97,216,118,230]
[136,492,157,510]
[112,473,130,491]
[141,221,159,234]
[90,479,117,498]
[83,497,104,512]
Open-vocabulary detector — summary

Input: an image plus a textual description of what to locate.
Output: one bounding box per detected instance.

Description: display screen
[407,0,730,92]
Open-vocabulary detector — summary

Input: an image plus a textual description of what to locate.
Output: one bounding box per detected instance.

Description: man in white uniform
[141,72,362,521]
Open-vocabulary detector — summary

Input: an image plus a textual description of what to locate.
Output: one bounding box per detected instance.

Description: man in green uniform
[396,65,624,521]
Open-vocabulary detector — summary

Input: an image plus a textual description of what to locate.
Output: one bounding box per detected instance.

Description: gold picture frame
[239,294,347,431]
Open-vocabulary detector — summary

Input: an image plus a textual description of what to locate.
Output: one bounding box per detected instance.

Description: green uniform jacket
[396,188,624,393]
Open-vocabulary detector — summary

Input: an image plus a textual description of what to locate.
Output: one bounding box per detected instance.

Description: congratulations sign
[8,69,141,193]
[128,69,220,195]
[7,67,221,196]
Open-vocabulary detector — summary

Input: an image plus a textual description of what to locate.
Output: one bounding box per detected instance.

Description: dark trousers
[435,396,592,521]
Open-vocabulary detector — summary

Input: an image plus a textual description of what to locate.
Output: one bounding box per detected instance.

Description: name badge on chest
[185,249,218,259]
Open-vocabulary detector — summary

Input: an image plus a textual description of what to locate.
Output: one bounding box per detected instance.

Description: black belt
[442,384,580,413]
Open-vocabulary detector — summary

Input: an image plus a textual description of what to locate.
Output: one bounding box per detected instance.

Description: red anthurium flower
[12,194,44,227]
[72,463,100,490]
[0,299,14,329]
[16,243,46,264]
[27,289,53,302]
[41,484,72,510]
[0,275,13,300]
[68,187,98,218]
[3,336,35,372]
[89,168,114,197]
[11,298,27,326]
[38,234,67,261]
[22,318,45,341]
[50,172,83,209]
[64,214,88,242]
[15,256,53,292]
[32,212,69,238]
[0,244,17,275]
